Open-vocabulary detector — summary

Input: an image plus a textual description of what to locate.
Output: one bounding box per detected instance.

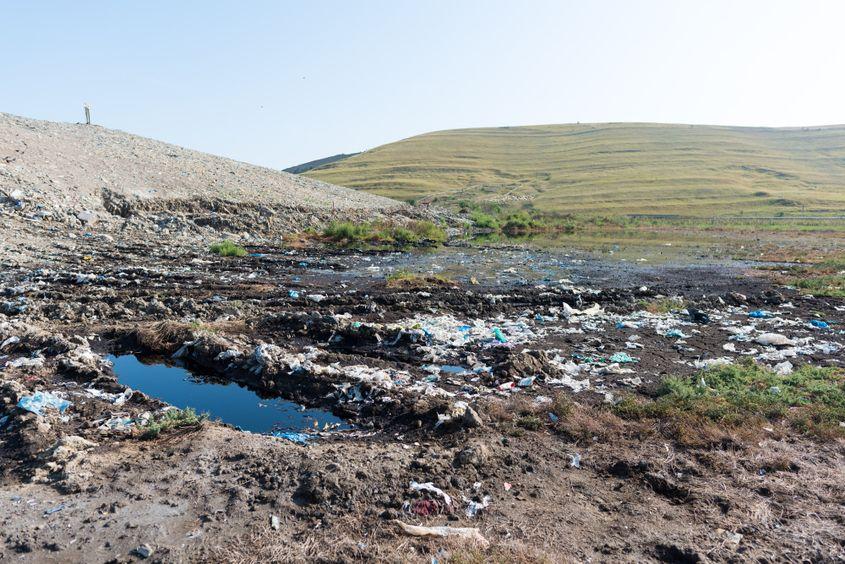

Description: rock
[454,444,489,469]
[687,308,710,324]
[77,210,96,225]
[761,289,784,305]
[727,292,747,305]
[132,544,154,559]
[462,406,484,428]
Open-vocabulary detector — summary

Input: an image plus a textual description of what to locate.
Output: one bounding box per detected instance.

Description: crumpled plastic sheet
[17,391,71,416]
[272,431,314,445]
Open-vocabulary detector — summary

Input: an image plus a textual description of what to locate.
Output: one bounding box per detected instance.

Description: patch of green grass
[322,220,446,248]
[616,361,845,439]
[786,253,845,297]
[209,240,247,257]
[141,408,207,439]
[322,221,373,243]
[404,220,447,243]
[305,122,845,218]
[793,275,845,298]
[470,210,499,229]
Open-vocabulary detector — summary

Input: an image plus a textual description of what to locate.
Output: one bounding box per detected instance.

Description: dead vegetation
[130,321,195,352]
[385,270,456,289]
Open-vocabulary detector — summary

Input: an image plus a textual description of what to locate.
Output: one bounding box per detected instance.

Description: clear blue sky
[3,1,844,169]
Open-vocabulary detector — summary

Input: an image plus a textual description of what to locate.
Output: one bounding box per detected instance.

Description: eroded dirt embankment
[1,237,844,562]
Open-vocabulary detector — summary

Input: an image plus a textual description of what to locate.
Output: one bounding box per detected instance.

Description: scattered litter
[492,327,508,343]
[464,495,491,518]
[749,310,773,319]
[774,361,794,375]
[43,503,66,516]
[406,499,441,516]
[693,357,733,369]
[569,453,581,468]
[410,481,453,506]
[17,391,71,416]
[609,352,637,364]
[7,356,45,369]
[288,290,300,299]
[85,387,132,406]
[271,432,313,445]
[518,376,535,387]
[809,319,830,330]
[394,521,489,547]
[755,333,795,347]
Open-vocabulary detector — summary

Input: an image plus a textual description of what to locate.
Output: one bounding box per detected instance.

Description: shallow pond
[108,354,349,434]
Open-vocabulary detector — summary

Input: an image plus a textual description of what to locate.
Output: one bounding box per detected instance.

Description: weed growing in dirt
[210,240,247,257]
[515,415,543,431]
[616,360,845,439]
[141,408,207,439]
[550,392,573,419]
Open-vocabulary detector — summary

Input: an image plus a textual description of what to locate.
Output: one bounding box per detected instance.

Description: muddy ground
[1,233,844,563]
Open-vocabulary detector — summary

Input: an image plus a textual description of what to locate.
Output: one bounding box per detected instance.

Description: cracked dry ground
[1,239,844,563]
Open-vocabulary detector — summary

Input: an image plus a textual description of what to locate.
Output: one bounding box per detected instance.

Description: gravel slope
[0,112,401,214]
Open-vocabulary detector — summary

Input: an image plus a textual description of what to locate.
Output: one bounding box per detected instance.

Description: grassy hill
[304,123,845,217]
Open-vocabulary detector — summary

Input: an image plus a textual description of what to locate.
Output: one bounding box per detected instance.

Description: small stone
[132,544,154,559]
[77,210,96,225]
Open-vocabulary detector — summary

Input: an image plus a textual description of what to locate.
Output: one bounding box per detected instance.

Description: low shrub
[210,240,247,257]
[141,408,207,439]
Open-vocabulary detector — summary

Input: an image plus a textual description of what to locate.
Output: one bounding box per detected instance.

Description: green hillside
[305,123,845,216]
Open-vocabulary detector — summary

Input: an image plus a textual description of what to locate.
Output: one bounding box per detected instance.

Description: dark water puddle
[108,354,349,434]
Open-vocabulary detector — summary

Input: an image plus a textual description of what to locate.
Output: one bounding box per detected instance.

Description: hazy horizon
[4,0,845,169]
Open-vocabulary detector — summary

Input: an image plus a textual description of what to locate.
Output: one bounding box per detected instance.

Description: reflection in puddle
[108,354,349,434]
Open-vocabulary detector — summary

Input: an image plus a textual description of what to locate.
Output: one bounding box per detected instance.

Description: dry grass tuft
[131,321,194,353]
[385,270,455,290]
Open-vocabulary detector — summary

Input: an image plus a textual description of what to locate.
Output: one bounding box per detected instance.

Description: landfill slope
[0,112,403,223]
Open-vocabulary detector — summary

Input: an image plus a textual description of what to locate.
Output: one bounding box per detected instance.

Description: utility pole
[83,103,91,125]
